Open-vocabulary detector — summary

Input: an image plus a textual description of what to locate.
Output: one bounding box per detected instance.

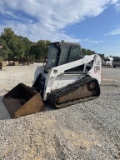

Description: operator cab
[34,42,83,93]
[44,42,82,72]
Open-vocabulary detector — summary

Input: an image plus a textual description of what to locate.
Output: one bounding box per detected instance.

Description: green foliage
[112,56,120,62]
[0,56,4,62]
[1,28,15,43]
[82,48,95,55]
[1,28,32,60]
[1,39,13,59]
[0,28,51,62]
[29,40,50,61]
[0,27,110,62]
[98,54,104,60]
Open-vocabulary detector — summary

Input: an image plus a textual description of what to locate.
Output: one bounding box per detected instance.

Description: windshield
[46,44,59,69]
[68,46,81,62]
[59,45,71,65]
[59,45,81,65]
[45,42,81,72]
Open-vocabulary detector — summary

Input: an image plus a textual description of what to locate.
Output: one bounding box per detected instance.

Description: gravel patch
[0,65,120,160]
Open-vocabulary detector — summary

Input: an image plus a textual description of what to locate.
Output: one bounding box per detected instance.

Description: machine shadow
[0,95,11,120]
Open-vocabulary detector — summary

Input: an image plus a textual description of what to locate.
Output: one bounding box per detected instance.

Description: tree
[1,28,33,60]
[98,54,104,60]
[1,28,106,62]
[82,48,95,55]
[1,39,14,59]
[29,40,50,61]
[1,28,15,43]
[19,36,32,58]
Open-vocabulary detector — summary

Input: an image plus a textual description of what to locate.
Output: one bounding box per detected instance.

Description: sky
[0,0,120,56]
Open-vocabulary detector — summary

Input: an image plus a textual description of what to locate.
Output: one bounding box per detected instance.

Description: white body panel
[43,54,101,100]
[49,74,85,90]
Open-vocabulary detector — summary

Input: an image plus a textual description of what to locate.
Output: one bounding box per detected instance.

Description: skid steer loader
[3,42,101,118]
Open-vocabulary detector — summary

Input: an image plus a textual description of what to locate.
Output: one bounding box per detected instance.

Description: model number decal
[94,66,100,72]
[96,60,100,65]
